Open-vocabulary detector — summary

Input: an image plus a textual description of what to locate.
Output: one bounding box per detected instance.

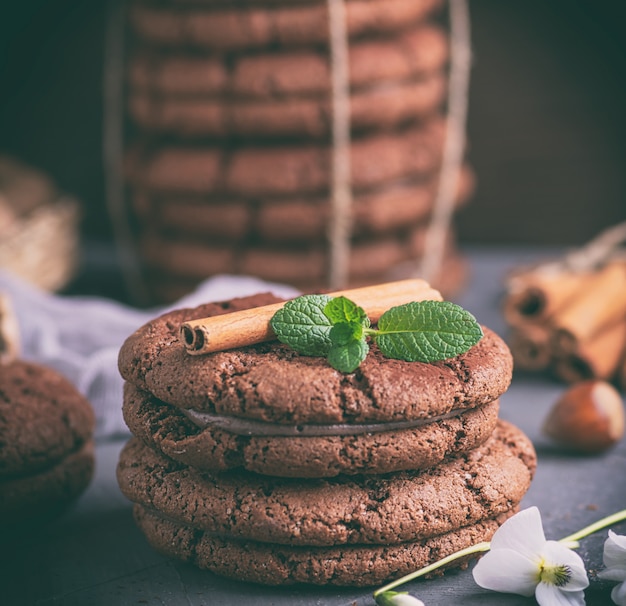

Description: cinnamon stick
[503,270,587,327]
[508,323,552,371]
[0,294,20,364]
[551,260,626,354]
[180,278,442,355]
[554,319,626,384]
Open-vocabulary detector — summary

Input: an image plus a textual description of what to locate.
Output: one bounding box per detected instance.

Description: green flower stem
[372,541,491,598]
[559,509,626,544]
[372,509,626,600]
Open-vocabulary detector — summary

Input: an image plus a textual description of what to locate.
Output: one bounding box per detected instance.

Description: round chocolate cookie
[0,360,95,533]
[139,250,468,305]
[125,118,444,197]
[129,72,445,139]
[121,384,500,477]
[1,441,94,523]
[118,419,535,544]
[128,25,448,97]
[118,294,513,425]
[131,166,473,242]
[0,360,95,478]
[137,223,449,284]
[133,505,514,587]
[129,0,443,51]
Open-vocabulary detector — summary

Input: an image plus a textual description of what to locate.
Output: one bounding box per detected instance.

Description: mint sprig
[270,295,483,372]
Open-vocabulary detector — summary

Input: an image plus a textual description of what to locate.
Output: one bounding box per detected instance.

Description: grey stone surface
[4,247,625,606]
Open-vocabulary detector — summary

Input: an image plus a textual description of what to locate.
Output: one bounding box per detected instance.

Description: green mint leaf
[374,300,483,363]
[327,337,369,373]
[270,294,333,356]
[324,296,369,327]
[329,321,364,345]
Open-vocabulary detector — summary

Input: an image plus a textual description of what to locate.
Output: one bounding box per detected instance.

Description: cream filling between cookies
[180,406,470,437]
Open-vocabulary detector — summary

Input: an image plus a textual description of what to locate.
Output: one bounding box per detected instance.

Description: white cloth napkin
[0,270,298,439]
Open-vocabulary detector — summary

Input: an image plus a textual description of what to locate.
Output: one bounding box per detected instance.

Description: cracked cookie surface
[118,420,535,547]
[118,294,513,425]
[122,383,501,477]
[0,359,95,478]
[133,504,515,587]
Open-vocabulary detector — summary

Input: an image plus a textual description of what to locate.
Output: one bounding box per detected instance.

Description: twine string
[524,221,626,279]
[419,0,472,284]
[103,0,149,304]
[326,0,353,290]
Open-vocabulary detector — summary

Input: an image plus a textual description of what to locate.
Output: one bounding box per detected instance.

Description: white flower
[374,590,425,606]
[598,530,626,605]
[472,507,589,606]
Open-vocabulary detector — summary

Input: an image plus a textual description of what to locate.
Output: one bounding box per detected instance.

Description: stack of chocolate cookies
[0,296,95,538]
[123,0,473,302]
[117,293,536,586]
[0,360,96,536]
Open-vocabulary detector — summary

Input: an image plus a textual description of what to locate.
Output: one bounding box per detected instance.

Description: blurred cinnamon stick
[504,223,626,384]
[551,260,626,354]
[508,323,552,371]
[504,270,586,327]
[553,319,626,383]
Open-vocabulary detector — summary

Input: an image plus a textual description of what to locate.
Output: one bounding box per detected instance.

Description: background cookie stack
[0,295,95,538]
[117,292,536,586]
[121,0,473,303]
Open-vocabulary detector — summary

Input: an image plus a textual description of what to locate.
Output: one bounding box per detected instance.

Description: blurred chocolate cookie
[129,0,443,51]
[0,360,95,532]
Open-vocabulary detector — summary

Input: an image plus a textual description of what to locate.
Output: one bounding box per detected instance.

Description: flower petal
[472,548,538,597]
[536,583,586,606]
[389,595,425,606]
[540,541,589,591]
[541,541,589,591]
[604,531,626,570]
[490,507,547,559]
[599,567,626,582]
[611,581,626,606]
[375,592,425,606]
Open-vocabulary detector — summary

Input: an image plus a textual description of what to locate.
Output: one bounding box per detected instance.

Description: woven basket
[0,157,80,292]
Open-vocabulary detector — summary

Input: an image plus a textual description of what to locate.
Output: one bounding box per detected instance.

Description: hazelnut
[542,380,625,454]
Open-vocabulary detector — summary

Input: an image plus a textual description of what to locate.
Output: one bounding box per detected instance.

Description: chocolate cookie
[138,224,447,283]
[138,250,468,304]
[0,359,95,533]
[128,24,447,97]
[118,419,534,542]
[122,383,500,477]
[129,0,443,51]
[1,441,94,523]
[131,166,473,242]
[0,360,95,478]
[118,293,513,425]
[125,118,445,196]
[133,505,514,586]
[129,72,446,139]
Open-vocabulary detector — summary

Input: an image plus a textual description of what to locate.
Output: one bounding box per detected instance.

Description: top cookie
[118,293,513,425]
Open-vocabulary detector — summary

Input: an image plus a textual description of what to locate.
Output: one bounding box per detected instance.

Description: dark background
[1,0,625,250]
